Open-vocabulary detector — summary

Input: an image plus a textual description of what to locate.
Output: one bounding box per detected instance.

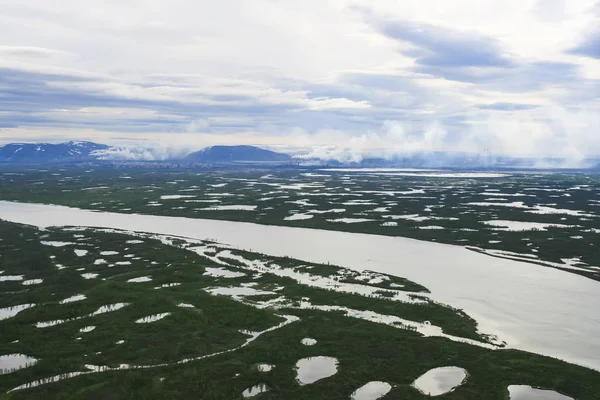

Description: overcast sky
[0,0,599,160]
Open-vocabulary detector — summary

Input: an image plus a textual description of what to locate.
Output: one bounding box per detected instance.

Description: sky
[0,0,599,161]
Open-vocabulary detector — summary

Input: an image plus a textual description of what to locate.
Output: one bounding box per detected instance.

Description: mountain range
[184,145,291,163]
[0,141,109,163]
[0,141,598,169]
[0,142,291,165]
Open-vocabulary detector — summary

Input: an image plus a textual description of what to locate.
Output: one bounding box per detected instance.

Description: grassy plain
[1,219,600,399]
[1,166,598,282]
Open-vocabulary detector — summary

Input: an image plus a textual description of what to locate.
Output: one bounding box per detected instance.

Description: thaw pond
[301,338,317,346]
[0,304,35,321]
[284,213,314,221]
[155,283,180,289]
[351,381,392,400]
[412,367,468,396]
[0,354,38,375]
[483,220,575,232]
[204,267,245,278]
[100,251,119,256]
[206,286,274,299]
[89,303,128,316]
[1,201,600,370]
[127,276,152,283]
[295,356,339,385]
[135,313,170,324]
[22,279,43,286]
[257,364,274,372]
[508,385,574,400]
[41,241,73,247]
[59,294,86,304]
[242,383,269,398]
[0,275,23,282]
[36,319,67,328]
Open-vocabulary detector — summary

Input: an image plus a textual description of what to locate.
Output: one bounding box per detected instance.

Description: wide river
[1,201,599,371]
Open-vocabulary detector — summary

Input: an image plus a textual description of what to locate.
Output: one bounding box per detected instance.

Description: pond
[295,356,339,385]
[0,354,38,375]
[508,385,574,400]
[412,366,467,396]
[351,381,392,400]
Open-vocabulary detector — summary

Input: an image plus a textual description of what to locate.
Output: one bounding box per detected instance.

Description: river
[1,201,599,371]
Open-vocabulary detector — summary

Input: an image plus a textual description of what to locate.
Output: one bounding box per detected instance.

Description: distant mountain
[185,145,291,163]
[0,141,109,163]
[0,142,292,165]
[1,141,597,170]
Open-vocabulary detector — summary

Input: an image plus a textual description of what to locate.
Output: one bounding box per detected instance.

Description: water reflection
[351,381,392,400]
[0,354,37,375]
[508,385,574,400]
[412,366,467,396]
[295,356,338,385]
[242,383,269,398]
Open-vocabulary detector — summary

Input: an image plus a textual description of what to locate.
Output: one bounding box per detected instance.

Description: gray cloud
[368,18,514,68]
[0,0,598,161]
[477,103,539,111]
[568,26,600,59]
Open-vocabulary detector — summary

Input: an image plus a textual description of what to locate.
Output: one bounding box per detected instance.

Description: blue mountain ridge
[0,141,109,163]
[0,141,598,169]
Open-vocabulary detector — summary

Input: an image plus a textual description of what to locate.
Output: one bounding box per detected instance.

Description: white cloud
[92,146,190,161]
[2,102,599,165]
[38,107,186,122]
[0,0,597,159]
[42,75,370,110]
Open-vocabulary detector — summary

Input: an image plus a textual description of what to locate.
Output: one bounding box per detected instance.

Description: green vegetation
[0,166,598,282]
[1,220,599,399]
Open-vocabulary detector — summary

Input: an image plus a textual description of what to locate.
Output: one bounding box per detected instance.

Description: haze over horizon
[0,0,599,163]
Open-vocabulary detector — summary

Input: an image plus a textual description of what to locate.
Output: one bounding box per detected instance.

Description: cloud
[44,76,371,110]
[477,103,539,111]
[289,104,600,163]
[3,101,600,167]
[0,66,372,136]
[532,0,566,22]
[415,59,581,94]
[0,46,75,59]
[92,145,190,161]
[286,120,449,163]
[357,8,594,97]
[460,105,600,161]
[369,18,514,68]
[0,0,597,164]
[568,27,600,59]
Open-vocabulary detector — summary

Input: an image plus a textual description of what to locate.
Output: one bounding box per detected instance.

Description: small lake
[135,313,170,324]
[242,383,269,398]
[351,381,392,400]
[301,338,317,346]
[295,356,339,385]
[0,304,35,321]
[508,385,574,400]
[0,354,38,375]
[257,364,274,372]
[412,366,467,396]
